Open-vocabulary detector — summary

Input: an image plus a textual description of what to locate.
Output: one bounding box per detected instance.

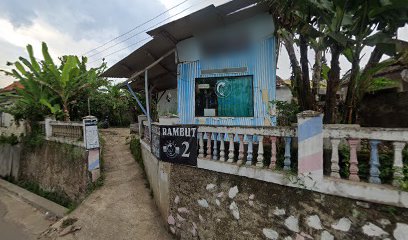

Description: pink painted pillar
[269,136,277,169]
[348,139,361,182]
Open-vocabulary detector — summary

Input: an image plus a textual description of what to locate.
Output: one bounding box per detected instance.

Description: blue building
[103,0,277,128]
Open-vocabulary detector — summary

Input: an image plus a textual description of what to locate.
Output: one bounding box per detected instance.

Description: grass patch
[14,180,75,208]
[129,135,152,195]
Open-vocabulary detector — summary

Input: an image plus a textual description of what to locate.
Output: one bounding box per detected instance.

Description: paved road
[0,187,53,240]
[41,128,172,240]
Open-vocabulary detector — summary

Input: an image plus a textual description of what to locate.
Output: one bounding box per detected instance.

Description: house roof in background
[0,81,23,93]
[101,0,268,92]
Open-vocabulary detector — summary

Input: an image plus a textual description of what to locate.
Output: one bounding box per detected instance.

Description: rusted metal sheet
[177,36,276,126]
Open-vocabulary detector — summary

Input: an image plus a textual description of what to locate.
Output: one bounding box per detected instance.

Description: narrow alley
[42,128,172,240]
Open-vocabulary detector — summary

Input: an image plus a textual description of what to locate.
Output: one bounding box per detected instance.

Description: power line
[88,0,211,64]
[82,0,189,56]
[87,0,211,60]
[88,37,151,65]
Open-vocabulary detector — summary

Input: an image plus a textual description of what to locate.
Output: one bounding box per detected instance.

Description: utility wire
[82,0,189,56]
[87,0,210,59]
[88,0,211,64]
[88,37,151,64]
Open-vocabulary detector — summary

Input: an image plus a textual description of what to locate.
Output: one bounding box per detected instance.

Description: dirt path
[42,128,172,240]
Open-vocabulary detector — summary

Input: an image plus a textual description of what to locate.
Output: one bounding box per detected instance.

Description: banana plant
[1,42,105,121]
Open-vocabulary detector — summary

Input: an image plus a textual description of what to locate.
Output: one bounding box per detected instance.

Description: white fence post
[45,117,52,139]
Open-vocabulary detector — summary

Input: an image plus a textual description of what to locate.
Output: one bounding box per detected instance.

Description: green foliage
[366,77,399,92]
[15,180,73,208]
[263,0,408,123]
[130,135,143,168]
[271,100,300,126]
[75,84,140,127]
[21,125,45,149]
[0,134,19,145]
[0,42,106,122]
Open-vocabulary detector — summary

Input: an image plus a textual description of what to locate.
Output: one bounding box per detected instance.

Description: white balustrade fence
[43,118,85,147]
[141,113,408,190]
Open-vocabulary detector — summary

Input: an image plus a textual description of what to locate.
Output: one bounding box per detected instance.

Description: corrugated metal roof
[102,0,268,92]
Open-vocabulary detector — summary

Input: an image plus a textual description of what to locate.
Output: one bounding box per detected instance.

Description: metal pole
[145,70,151,130]
[87,97,91,116]
[126,82,148,117]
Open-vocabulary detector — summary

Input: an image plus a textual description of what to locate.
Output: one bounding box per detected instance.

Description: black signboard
[158,125,198,166]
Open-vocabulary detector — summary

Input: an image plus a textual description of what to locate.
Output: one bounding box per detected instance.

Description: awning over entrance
[101,0,267,93]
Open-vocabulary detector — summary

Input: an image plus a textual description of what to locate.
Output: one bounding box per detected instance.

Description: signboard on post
[154,125,198,166]
[83,117,100,150]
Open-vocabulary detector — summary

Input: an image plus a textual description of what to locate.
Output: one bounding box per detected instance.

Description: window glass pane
[195,76,254,117]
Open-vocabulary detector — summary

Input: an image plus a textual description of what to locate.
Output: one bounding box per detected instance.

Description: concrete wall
[0,144,21,180]
[141,140,171,222]
[0,112,26,137]
[157,89,178,117]
[19,141,90,202]
[140,141,408,240]
[276,85,293,102]
[167,165,408,240]
[359,90,408,127]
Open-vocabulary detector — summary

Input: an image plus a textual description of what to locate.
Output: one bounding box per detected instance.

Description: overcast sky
[0,0,407,88]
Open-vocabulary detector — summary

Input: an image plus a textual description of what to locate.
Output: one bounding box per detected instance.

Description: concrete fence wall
[138,110,408,239]
[0,144,21,180]
[140,139,408,240]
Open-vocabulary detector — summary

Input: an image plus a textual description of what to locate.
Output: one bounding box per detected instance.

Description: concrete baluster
[330,138,341,178]
[348,139,360,181]
[284,137,292,171]
[256,135,264,167]
[212,133,218,160]
[198,132,204,158]
[219,133,226,162]
[246,135,253,166]
[269,136,277,169]
[369,140,381,184]
[227,133,235,163]
[237,134,245,165]
[206,132,212,159]
[392,142,406,187]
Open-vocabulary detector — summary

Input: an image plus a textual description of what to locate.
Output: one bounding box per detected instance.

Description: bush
[130,135,143,168]
[0,134,19,145]
[271,100,300,126]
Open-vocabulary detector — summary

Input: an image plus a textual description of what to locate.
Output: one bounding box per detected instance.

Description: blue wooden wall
[177,36,276,127]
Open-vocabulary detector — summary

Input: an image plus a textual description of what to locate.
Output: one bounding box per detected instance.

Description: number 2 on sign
[181,141,190,157]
